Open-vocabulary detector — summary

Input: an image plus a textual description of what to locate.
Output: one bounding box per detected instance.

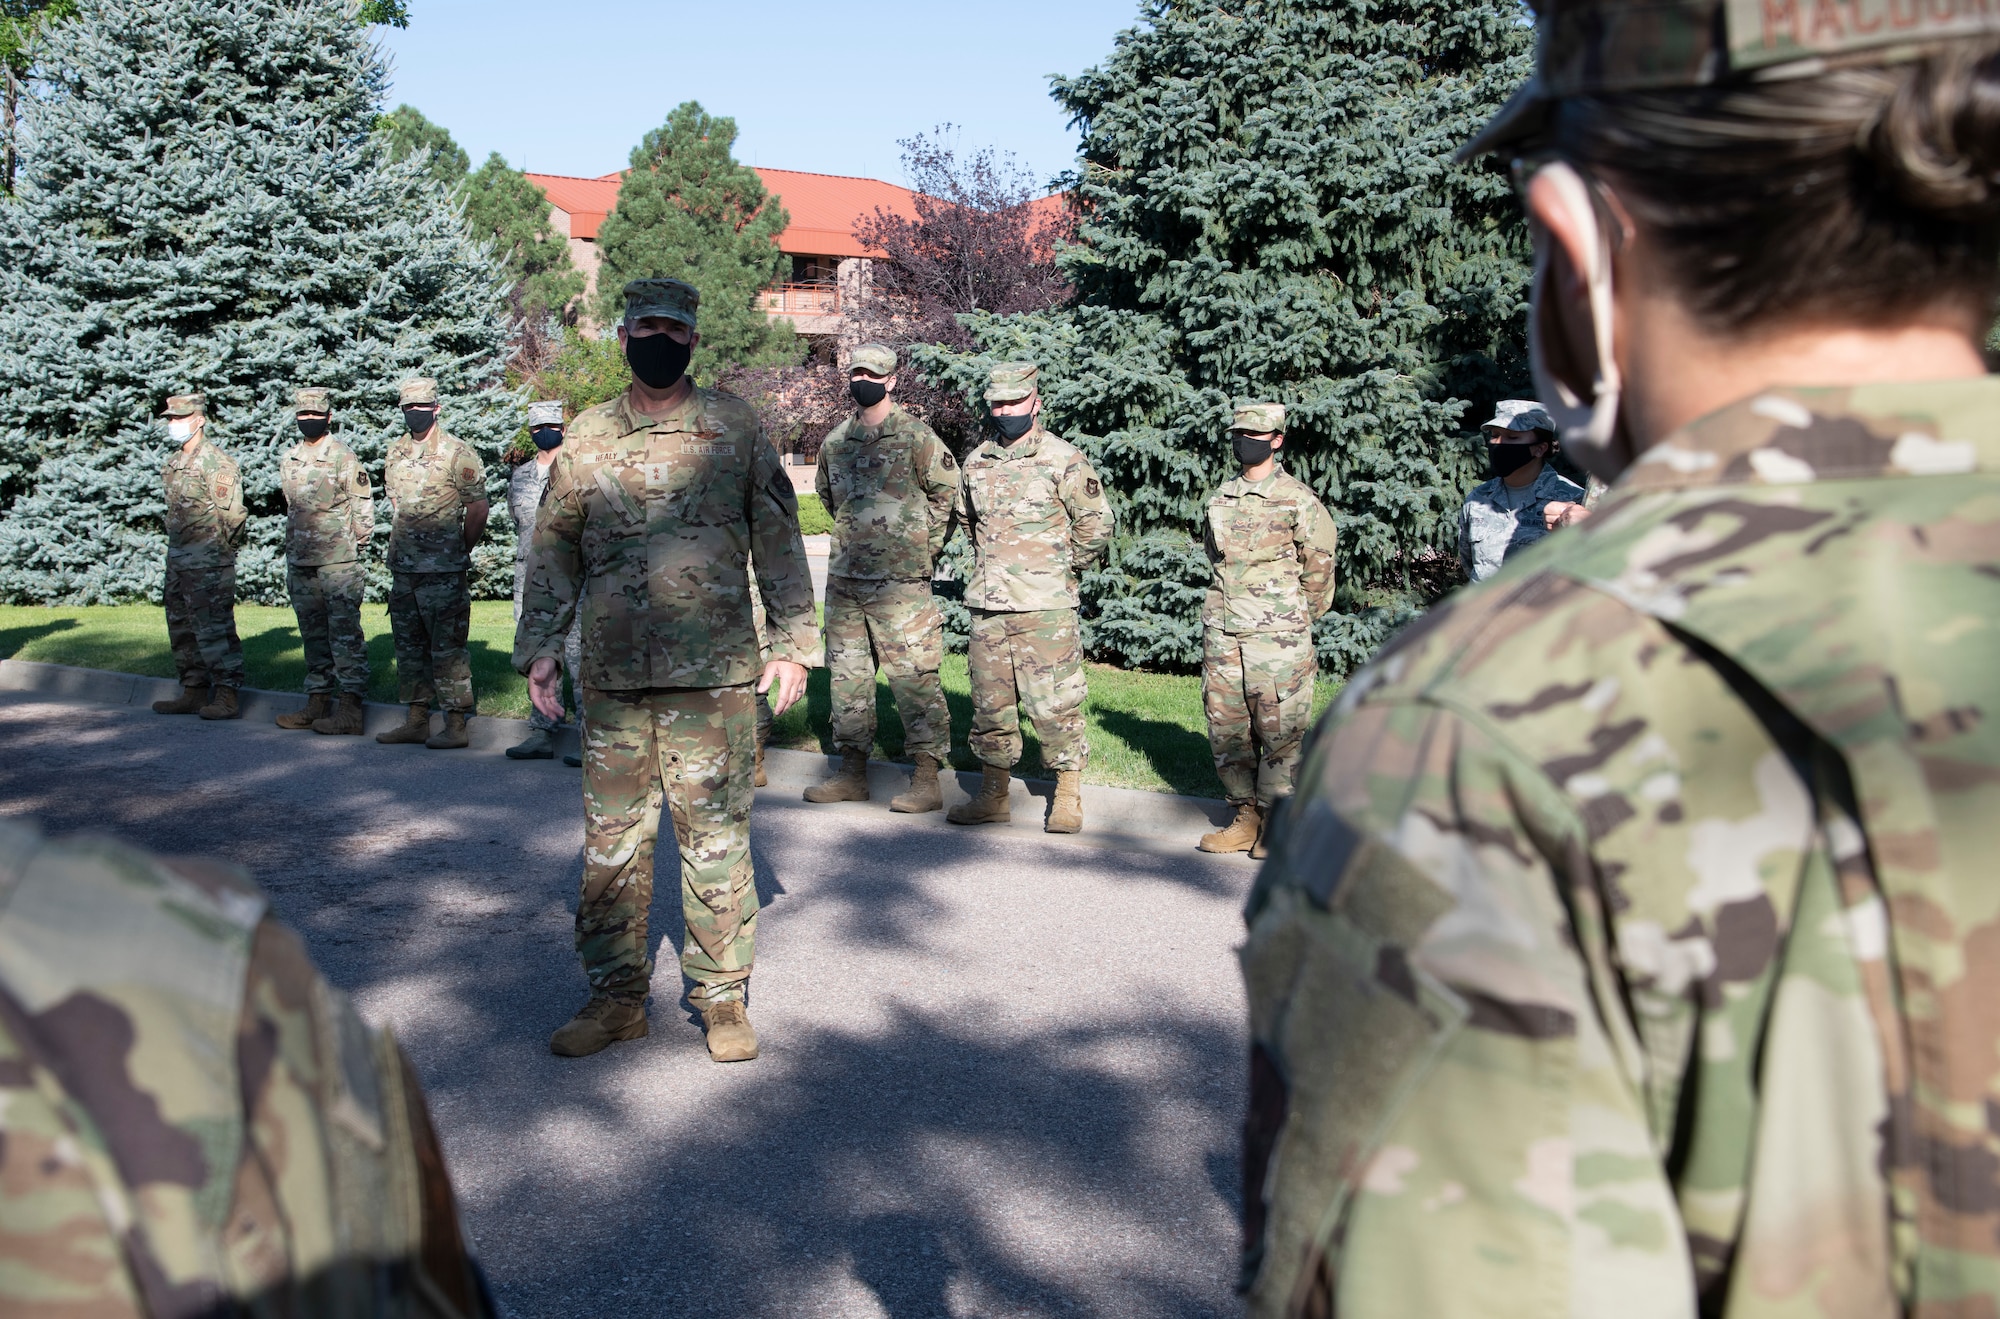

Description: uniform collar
[613,386,700,436]
[1219,463,1289,497]
[974,425,1045,463]
[1617,377,2000,495]
[851,403,911,441]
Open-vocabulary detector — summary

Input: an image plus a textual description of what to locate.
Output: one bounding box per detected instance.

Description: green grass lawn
[0,603,1338,797]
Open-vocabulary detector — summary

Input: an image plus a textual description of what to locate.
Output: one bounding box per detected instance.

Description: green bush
[795,493,833,537]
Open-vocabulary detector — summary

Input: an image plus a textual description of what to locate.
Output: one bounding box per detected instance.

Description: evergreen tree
[917,0,1533,675]
[1,0,77,194]
[0,0,520,606]
[594,101,798,379]
[463,152,584,320]
[376,101,466,185]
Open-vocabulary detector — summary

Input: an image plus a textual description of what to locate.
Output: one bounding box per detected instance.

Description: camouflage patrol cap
[398,378,439,407]
[293,387,331,414]
[162,394,205,418]
[528,399,564,428]
[1482,400,1557,435]
[985,361,1040,404]
[1464,0,2000,158]
[850,343,898,377]
[1230,401,1286,435]
[623,278,699,330]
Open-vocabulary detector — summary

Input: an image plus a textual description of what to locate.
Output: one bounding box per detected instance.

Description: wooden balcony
[760,283,841,315]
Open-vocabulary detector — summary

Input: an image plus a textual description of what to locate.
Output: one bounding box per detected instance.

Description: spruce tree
[917,0,1533,675]
[0,0,519,606]
[594,101,799,378]
[463,153,584,320]
[377,102,468,185]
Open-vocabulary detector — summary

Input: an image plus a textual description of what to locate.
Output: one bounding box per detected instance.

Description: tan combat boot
[1046,769,1084,834]
[889,753,944,814]
[375,702,430,744]
[153,683,208,716]
[197,687,241,721]
[1251,808,1275,861]
[946,763,1011,825]
[275,692,330,729]
[313,692,366,736]
[1199,802,1263,854]
[699,998,759,1062]
[754,741,768,788]
[549,994,648,1057]
[425,710,470,749]
[803,749,869,803]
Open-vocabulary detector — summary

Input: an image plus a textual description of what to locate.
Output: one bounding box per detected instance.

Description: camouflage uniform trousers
[825,575,952,760]
[387,570,473,712]
[288,561,370,695]
[578,683,758,1006]
[1202,627,1316,807]
[967,607,1087,773]
[163,561,245,690]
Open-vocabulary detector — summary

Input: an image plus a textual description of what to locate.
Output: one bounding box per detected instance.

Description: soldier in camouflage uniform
[504,399,584,763]
[0,816,495,1316]
[1456,399,1589,583]
[1241,6,2000,1316]
[946,362,1114,834]
[516,279,819,1063]
[151,393,248,722]
[803,343,959,813]
[378,379,488,751]
[275,387,375,736]
[1196,403,1336,859]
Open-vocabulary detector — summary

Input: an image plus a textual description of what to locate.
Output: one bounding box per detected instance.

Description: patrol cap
[161,394,205,418]
[623,278,700,331]
[1463,0,2000,159]
[1481,400,1557,436]
[1230,402,1286,435]
[528,399,564,428]
[850,344,898,377]
[398,378,439,407]
[293,387,331,413]
[984,361,1040,404]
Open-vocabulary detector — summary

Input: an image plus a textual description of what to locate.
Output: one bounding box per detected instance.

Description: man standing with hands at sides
[947,362,1114,834]
[377,378,488,751]
[517,278,819,1063]
[803,343,959,812]
[1194,402,1336,859]
[275,387,374,735]
[152,392,249,721]
[504,399,583,762]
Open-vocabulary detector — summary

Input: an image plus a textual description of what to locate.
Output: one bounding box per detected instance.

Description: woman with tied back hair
[1240,4,2000,1316]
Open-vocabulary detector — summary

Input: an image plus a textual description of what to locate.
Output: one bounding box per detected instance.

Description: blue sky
[377,0,1143,186]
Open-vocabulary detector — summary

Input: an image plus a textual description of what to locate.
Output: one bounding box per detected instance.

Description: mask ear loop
[1526,160,1628,482]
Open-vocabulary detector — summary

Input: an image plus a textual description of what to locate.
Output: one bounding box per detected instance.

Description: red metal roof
[524,167,927,258]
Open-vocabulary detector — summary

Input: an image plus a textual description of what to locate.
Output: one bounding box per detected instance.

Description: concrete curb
[0,659,1238,858]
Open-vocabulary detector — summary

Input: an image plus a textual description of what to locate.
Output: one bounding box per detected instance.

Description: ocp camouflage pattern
[1202,465,1337,634]
[290,561,369,695]
[825,576,951,761]
[0,817,491,1316]
[384,429,486,573]
[389,570,473,712]
[1205,630,1316,808]
[515,388,820,689]
[815,401,958,581]
[1241,376,2000,1316]
[968,606,1087,773]
[161,436,247,567]
[511,458,581,729]
[164,563,244,689]
[956,426,1114,612]
[281,436,374,566]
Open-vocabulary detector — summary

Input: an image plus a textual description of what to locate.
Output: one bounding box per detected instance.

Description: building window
[791,255,840,284]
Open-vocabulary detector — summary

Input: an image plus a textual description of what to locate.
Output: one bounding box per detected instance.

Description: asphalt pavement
[0,690,1250,1317]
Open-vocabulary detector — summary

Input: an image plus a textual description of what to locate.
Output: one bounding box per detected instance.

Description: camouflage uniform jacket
[1202,466,1338,635]
[1242,377,2000,1316]
[955,426,1115,611]
[161,438,247,568]
[0,818,492,1316]
[280,437,374,567]
[1456,464,1586,583]
[514,387,820,690]
[815,403,958,581]
[384,429,486,573]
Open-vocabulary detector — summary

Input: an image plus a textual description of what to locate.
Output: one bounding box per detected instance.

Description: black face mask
[403,407,437,435]
[849,379,888,409]
[626,331,692,390]
[296,416,330,440]
[531,426,564,451]
[991,412,1035,442]
[1488,442,1541,480]
[1233,435,1274,468]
